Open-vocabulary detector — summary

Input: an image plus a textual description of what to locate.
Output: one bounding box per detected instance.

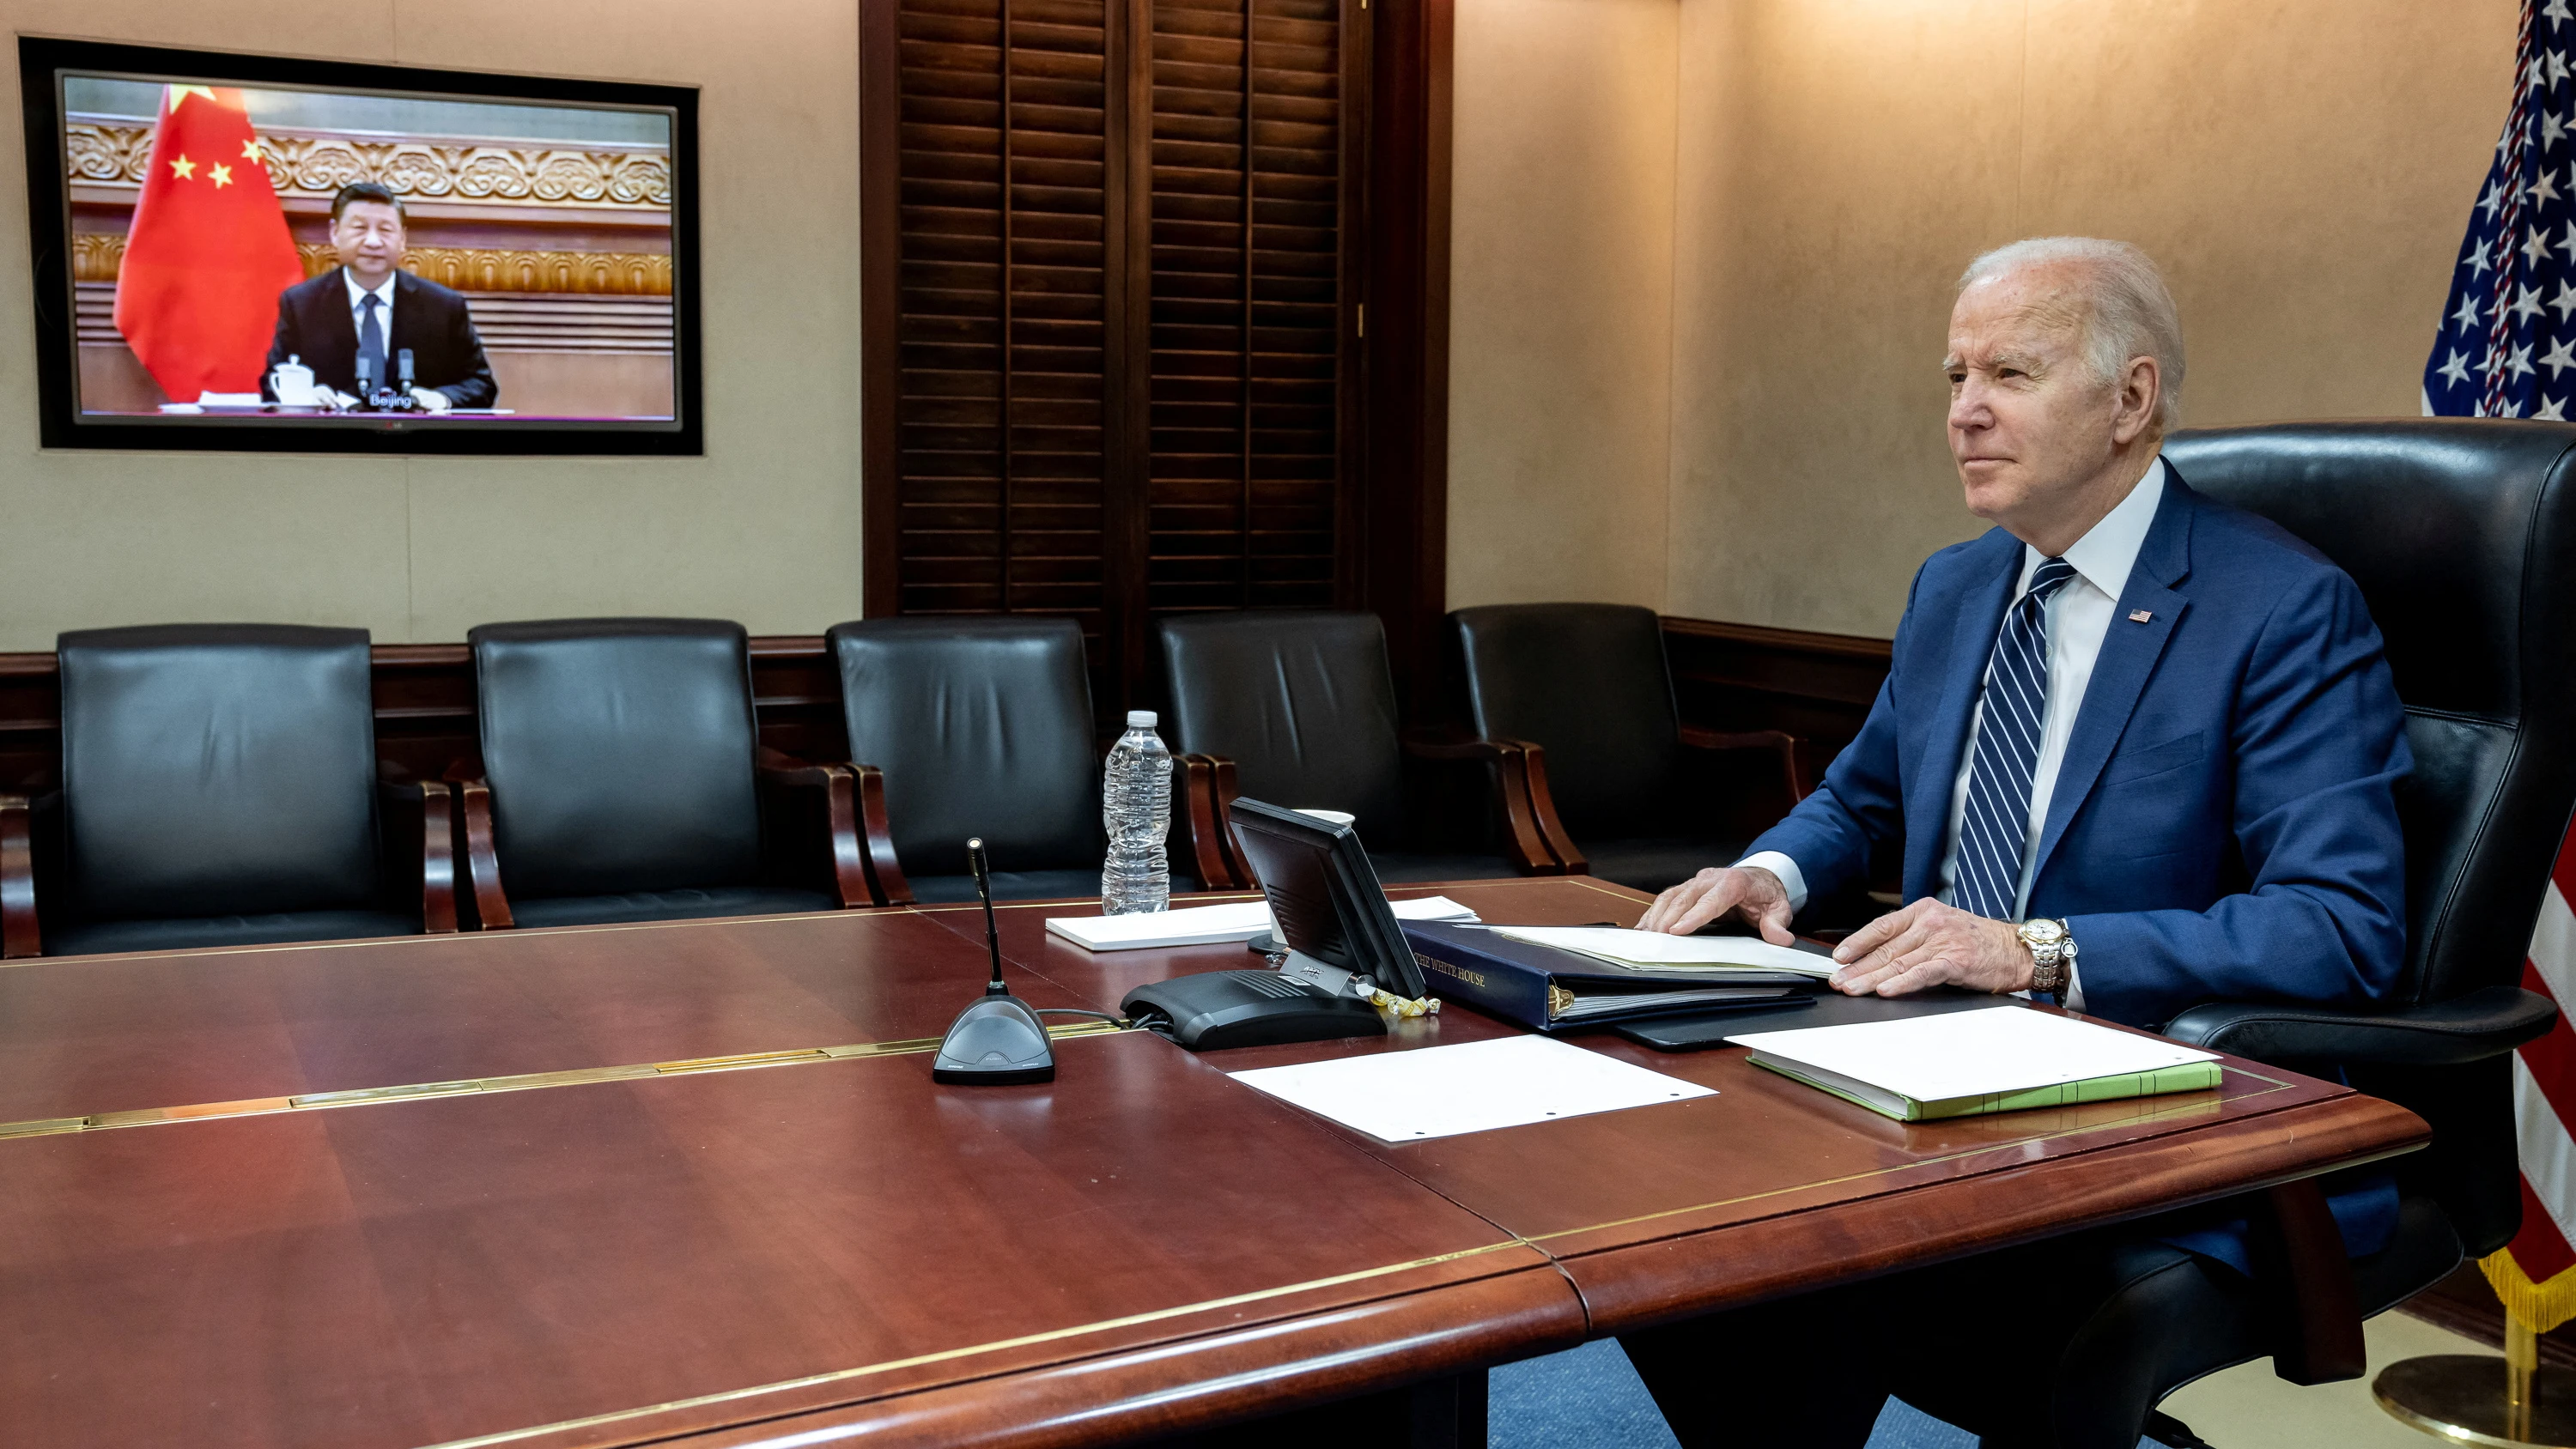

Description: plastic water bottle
[1103,709,1173,914]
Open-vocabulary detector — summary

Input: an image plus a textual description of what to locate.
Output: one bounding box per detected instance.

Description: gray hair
[1958,237,2185,432]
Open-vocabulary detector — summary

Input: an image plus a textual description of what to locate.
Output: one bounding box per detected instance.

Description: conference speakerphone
[1121,798,1431,1052]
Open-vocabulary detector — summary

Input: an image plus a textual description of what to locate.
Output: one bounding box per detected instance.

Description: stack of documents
[1490,925,1838,979]
[1727,1006,2222,1121]
[1046,894,1479,952]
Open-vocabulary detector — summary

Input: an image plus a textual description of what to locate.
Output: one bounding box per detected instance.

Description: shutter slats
[885,0,1349,684]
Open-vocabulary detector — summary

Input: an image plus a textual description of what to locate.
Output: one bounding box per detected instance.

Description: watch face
[2021,919,2065,945]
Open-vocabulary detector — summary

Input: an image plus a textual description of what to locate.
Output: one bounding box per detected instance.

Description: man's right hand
[1635,865,1795,943]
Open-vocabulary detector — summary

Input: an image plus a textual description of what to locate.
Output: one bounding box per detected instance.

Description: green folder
[1750,1052,2224,1122]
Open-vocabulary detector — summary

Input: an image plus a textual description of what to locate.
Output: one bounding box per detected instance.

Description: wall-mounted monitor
[20,39,700,454]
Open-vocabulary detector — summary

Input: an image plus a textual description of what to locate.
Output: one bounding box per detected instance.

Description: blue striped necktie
[1952,557,2080,921]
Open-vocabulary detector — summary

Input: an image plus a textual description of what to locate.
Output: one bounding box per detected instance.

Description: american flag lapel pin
[2129,609,2154,623]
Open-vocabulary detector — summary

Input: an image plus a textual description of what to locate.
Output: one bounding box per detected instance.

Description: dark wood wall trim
[858,0,902,621]
[0,613,1886,800]
[1361,0,1451,713]
[0,640,853,796]
[1661,615,1891,794]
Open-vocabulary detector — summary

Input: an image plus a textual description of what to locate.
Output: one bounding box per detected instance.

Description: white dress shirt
[343,269,397,368]
[1739,457,2170,1009]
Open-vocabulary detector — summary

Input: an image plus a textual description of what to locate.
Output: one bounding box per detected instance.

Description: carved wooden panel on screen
[1147,0,1345,613]
[895,0,1111,643]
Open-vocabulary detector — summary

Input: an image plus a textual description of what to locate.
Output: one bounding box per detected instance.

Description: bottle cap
[1126,709,1157,728]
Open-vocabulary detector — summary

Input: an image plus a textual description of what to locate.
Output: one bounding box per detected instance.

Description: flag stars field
[168,155,192,180]
[2427,0,2576,420]
[210,164,231,189]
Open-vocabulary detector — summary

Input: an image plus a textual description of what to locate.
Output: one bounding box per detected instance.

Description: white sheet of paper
[1492,925,1835,977]
[1725,1006,2217,1101]
[1227,1034,1715,1141]
[1045,894,1479,951]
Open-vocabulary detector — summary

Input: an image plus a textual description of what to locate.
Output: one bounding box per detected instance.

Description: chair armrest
[846,763,912,905]
[1399,731,1574,876]
[756,748,872,909]
[374,764,459,934]
[1,793,37,958]
[1678,725,1808,803]
[1177,754,1247,890]
[439,761,514,930]
[2162,986,2557,1068]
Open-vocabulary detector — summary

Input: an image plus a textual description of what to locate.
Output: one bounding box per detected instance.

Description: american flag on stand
[2426,0,2576,1333]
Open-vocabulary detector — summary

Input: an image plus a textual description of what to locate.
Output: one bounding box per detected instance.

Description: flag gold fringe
[2482,1248,2576,1335]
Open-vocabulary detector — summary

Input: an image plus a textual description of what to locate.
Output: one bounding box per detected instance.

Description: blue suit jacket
[1748,466,2411,1028]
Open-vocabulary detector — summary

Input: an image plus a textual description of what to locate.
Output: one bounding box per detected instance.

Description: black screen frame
[19,37,702,456]
[1225,797,1429,999]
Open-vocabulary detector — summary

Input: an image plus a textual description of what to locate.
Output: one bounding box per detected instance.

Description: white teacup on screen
[267,354,320,407]
[1294,809,1357,828]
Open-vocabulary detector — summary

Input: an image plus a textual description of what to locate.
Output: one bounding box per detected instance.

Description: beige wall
[0,0,863,650]
[1662,0,2520,638]
[1445,0,1678,612]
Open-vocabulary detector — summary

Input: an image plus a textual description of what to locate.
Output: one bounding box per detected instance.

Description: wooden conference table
[0,876,2427,1449]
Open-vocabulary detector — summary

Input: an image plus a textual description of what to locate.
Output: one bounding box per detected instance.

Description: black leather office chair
[1446,603,1806,893]
[1942,421,2576,1448]
[825,616,1107,904]
[0,623,455,956]
[448,619,865,929]
[1156,610,1531,886]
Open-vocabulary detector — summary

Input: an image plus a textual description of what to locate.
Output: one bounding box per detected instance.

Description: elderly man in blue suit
[1622,238,2409,1447]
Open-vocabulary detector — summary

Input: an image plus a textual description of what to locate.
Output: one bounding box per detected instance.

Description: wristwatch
[2017,918,2077,997]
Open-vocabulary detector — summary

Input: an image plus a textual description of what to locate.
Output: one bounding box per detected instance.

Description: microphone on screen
[930,838,1057,1086]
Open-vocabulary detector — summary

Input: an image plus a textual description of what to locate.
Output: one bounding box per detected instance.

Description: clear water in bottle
[1103,709,1173,914]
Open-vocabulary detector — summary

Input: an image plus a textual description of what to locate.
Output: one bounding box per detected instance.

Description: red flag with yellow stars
[111,85,306,403]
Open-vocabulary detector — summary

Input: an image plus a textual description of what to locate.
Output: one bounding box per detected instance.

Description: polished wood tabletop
[0,876,2428,1449]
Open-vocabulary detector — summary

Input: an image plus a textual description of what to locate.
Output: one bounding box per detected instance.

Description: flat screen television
[20,38,700,454]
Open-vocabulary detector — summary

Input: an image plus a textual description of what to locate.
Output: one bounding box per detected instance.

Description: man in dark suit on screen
[263,181,496,410]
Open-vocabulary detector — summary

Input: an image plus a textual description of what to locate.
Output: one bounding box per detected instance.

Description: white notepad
[1228,1034,1715,1141]
[1044,894,1479,951]
[1492,925,1837,978]
[1725,1007,2219,1105]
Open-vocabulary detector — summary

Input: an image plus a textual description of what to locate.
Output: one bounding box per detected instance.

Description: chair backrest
[471,618,764,900]
[2166,422,2576,1008]
[1157,611,1406,842]
[1448,603,1687,837]
[58,623,380,920]
[2168,421,2576,1256]
[828,617,1100,875]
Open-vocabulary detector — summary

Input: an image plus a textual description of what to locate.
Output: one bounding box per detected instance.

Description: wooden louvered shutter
[1145,0,1357,614]
[877,0,1125,706]
[862,0,1371,717]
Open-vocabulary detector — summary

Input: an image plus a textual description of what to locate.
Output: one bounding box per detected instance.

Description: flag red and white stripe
[2485,822,2576,1330]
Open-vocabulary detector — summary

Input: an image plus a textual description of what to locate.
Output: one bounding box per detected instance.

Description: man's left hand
[1828,898,2031,997]
[410,386,453,413]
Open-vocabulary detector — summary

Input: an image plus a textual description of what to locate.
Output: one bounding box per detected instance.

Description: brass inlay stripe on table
[0,1021,1127,1142]
[411,1236,1542,1449]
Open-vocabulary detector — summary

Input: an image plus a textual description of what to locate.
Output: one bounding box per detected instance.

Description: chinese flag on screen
[111,86,306,402]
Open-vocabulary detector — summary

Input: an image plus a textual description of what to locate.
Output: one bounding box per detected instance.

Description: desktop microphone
[930,838,1057,1086]
[397,348,416,393]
